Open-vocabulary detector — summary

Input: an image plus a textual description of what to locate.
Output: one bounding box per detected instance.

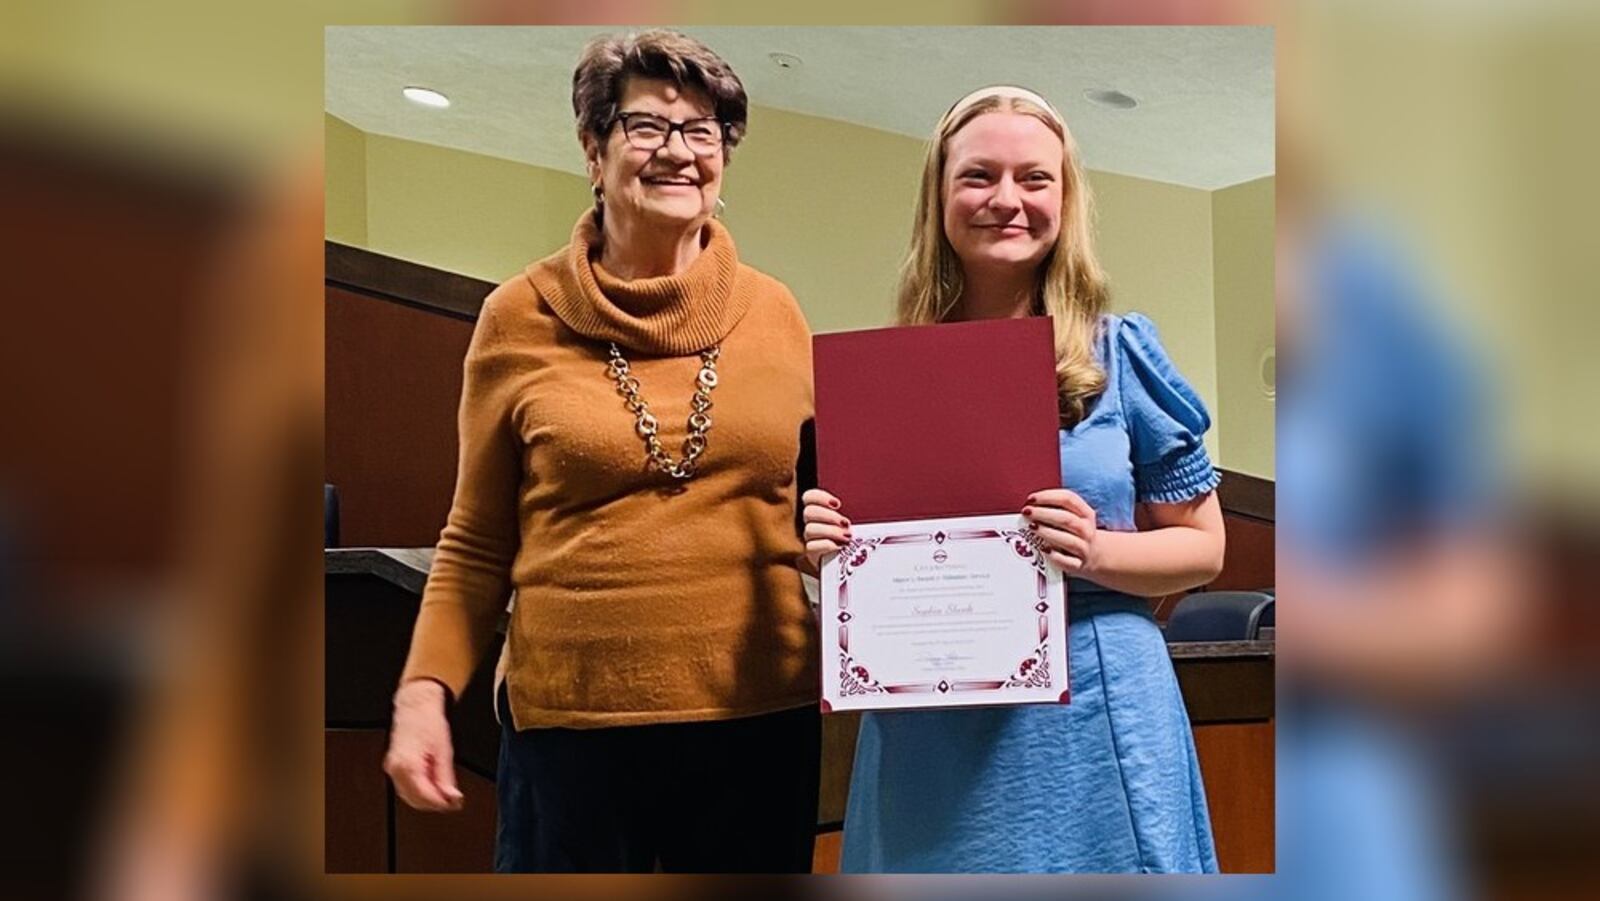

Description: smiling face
[941,111,1065,276]
[584,76,724,233]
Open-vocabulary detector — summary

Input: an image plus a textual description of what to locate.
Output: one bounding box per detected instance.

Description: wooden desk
[326,548,1274,873]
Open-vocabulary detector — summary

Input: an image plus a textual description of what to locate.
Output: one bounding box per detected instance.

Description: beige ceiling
[326,26,1273,191]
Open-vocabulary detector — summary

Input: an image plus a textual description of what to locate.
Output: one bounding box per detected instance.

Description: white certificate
[819,513,1069,712]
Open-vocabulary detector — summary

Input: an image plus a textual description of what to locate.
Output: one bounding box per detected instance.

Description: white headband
[941,84,1066,130]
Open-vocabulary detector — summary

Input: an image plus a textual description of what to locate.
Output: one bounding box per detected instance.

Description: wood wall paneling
[1174,655,1275,724]
[324,286,474,547]
[1212,467,1275,593]
[1211,514,1276,592]
[327,242,491,321]
[1216,469,1274,522]
[325,729,391,873]
[812,830,842,874]
[1192,721,1276,873]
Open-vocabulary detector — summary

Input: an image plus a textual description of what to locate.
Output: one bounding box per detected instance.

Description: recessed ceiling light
[769,52,803,70]
[1084,89,1138,110]
[403,86,450,109]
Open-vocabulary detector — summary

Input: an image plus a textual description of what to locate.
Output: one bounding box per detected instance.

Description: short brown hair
[572,29,749,155]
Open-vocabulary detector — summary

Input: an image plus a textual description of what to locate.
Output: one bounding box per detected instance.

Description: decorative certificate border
[831,527,1059,703]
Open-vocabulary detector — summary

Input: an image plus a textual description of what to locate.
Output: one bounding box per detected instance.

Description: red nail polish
[1022,506,1033,516]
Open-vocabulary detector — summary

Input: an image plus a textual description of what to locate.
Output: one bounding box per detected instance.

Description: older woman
[803,86,1226,872]
[382,30,820,873]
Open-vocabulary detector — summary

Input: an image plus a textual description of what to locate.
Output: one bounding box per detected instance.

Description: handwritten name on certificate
[819,513,1069,712]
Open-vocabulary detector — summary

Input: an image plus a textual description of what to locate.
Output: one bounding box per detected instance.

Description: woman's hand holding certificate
[1021,488,1100,573]
[806,491,1070,712]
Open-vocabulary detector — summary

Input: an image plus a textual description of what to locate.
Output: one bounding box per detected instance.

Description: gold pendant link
[607,342,721,480]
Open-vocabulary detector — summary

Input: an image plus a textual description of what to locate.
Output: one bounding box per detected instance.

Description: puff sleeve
[1116,313,1223,504]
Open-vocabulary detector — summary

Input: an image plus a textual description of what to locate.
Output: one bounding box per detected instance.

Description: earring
[714,197,727,218]
[592,183,604,206]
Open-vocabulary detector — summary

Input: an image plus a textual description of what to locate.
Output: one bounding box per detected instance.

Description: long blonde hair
[896,86,1110,427]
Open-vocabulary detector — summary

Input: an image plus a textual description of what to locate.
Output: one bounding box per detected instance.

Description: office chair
[1165,590,1275,642]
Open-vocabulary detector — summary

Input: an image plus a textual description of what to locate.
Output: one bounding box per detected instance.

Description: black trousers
[493,685,821,873]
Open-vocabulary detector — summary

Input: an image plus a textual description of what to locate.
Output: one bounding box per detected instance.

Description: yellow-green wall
[323,111,1273,476]
[327,105,925,332]
[1212,176,1276,479]
[363,131,593,282]
[1089,171,1220,460]
[324,113,366,246]
[721,105,925,333]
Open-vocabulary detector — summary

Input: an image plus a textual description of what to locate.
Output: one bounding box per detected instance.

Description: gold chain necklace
[606,342,721,480]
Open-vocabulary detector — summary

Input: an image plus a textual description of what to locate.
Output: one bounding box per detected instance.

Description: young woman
[803,86,1226,873]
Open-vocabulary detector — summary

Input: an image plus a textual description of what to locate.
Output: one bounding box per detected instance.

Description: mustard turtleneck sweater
[398,211,819,729]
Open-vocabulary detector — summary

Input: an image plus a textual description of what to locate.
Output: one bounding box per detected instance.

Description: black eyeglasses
[613,112,727,156]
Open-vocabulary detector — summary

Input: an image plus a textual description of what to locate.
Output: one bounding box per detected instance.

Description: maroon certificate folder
[813,317,1061,523]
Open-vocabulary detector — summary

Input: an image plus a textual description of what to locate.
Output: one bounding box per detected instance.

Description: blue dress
[839,313,1222,873]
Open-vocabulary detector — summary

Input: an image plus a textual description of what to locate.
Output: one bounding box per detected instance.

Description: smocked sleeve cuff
[1135,443,1222,505]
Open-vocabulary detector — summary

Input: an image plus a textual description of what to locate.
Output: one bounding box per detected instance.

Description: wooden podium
[324,548,501,873]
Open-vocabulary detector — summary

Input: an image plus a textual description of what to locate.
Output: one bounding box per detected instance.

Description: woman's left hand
[1022,489,1100,575]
